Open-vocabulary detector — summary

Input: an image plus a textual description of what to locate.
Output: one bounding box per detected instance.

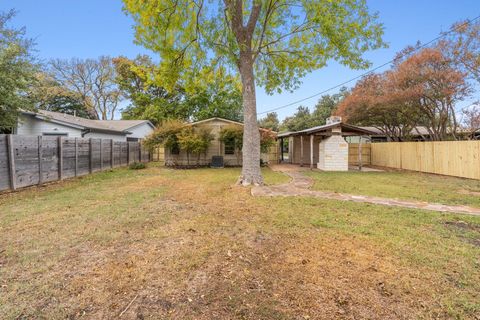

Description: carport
[277,117,375,171]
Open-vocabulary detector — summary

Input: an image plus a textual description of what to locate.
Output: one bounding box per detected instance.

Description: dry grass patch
[306,170,480,208]
[0,164,479,319]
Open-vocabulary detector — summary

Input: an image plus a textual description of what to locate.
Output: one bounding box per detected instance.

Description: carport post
[280,138,284,162]
[300,135,304,167]
[310,134,314,169]
[358,136,363,171]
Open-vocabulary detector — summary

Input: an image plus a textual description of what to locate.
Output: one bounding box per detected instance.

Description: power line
[257,14,480,116]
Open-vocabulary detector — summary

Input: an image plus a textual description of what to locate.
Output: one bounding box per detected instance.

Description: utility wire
[257,14,480,116]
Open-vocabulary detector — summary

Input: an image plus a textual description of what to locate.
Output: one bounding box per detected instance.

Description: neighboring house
[163,117,277,167]
[15,110,154,142]
[350,126,448,142]
[277,117,376,171]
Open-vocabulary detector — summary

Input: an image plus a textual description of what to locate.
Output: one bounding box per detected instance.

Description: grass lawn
[306,169,480,208]
[1,164,479,319]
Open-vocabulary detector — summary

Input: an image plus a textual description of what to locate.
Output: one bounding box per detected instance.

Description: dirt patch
[458,189,480,196]
[444,221,480,247]
[445,220,480,232]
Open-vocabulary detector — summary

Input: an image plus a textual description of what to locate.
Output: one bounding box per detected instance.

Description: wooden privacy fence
[371,141,480,180]
[151,144,279,166]
[0,135,150,192]
[348,143,371,166]
[265,144,279,165]
[152,146,165,164]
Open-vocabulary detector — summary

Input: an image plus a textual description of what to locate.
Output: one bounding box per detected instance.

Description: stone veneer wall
[317,135,349,171]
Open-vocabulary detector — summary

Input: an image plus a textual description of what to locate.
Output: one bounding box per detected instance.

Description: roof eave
[31,114,86,130]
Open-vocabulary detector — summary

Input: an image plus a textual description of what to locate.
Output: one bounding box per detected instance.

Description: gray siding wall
[17,115,83,137]
[83,131,128,142]
[128,123,155,139]
[17,115,129,141]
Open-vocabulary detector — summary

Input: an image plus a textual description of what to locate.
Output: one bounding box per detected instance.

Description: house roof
[187,117,276,133]
[358,126,435,137]
[277,122,376,138]
[188,117,244,127]
[22,110,154,135]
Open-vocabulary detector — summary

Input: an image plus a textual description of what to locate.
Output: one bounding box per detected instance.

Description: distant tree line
[257,87,348,132]
[0,9,243,132]
[258,19,480,141]
[2,8,479,142]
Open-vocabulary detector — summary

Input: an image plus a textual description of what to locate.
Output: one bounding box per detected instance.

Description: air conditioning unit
[211,156,224,168]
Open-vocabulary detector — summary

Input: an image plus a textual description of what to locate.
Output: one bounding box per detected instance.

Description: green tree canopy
[29,72,94,119]
[114,55,242,124]
[0,10,37,132]
[281,106,314,132]
[177,126,214,165]
[258,112,279,131]
[311,87,348,125]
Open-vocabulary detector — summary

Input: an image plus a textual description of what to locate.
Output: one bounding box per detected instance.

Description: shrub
[260,129,276,153]
[143,119,184,150]
[177,126,214,165]
[129,162,146,170]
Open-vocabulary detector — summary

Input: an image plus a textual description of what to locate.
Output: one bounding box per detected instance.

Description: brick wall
[317,135,348,171]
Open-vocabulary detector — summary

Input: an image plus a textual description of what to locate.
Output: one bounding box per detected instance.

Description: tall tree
[258,112,279,131]
[29,72,94,118]
[0,10,37,132]
[311,87,348,125]
[441,19,480,91]
[394,47,471,140]
[114,55,188,124]
[182,67,243,122]
[281,106,313,132]
[114,56,243,123]
[123,0,385,185]
[48,57,123,120]
[336,72,421,141]
[462,104,480,137]
[337,46,471,141]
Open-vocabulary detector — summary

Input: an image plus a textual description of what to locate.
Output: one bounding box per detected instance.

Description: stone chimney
[326,116,342,125]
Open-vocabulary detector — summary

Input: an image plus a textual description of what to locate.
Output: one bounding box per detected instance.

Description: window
[42,132,68,136]
[170,144,180,155]
[224,138,235,155]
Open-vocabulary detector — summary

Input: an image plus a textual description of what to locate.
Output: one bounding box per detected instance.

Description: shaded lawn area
[0,164,479,319]
[306,169,480,208]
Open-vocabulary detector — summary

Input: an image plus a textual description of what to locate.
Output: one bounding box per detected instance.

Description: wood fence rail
[371,141,480,180]
[0,135,150,192]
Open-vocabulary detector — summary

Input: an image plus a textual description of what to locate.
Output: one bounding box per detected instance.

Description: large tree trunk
[238,52,263,186]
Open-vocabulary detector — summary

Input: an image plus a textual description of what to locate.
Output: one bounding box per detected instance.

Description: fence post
[38,136,43,185]
[127,142,130,164]
[89,138,93,173]
[74,138,78,177]
[7,135,16,190]
[100,139,103,171]
[138,143,142,163]
[300,135,304,167]
[111,139,114,168]
[58,136,63,180]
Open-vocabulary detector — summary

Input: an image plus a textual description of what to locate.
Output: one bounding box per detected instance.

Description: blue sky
[2,0,479,120]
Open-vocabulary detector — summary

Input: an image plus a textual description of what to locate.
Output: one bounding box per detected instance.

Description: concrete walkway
[252,165,480,216]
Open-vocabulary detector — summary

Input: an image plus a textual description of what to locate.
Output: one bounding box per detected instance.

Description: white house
[15,110,155,142]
